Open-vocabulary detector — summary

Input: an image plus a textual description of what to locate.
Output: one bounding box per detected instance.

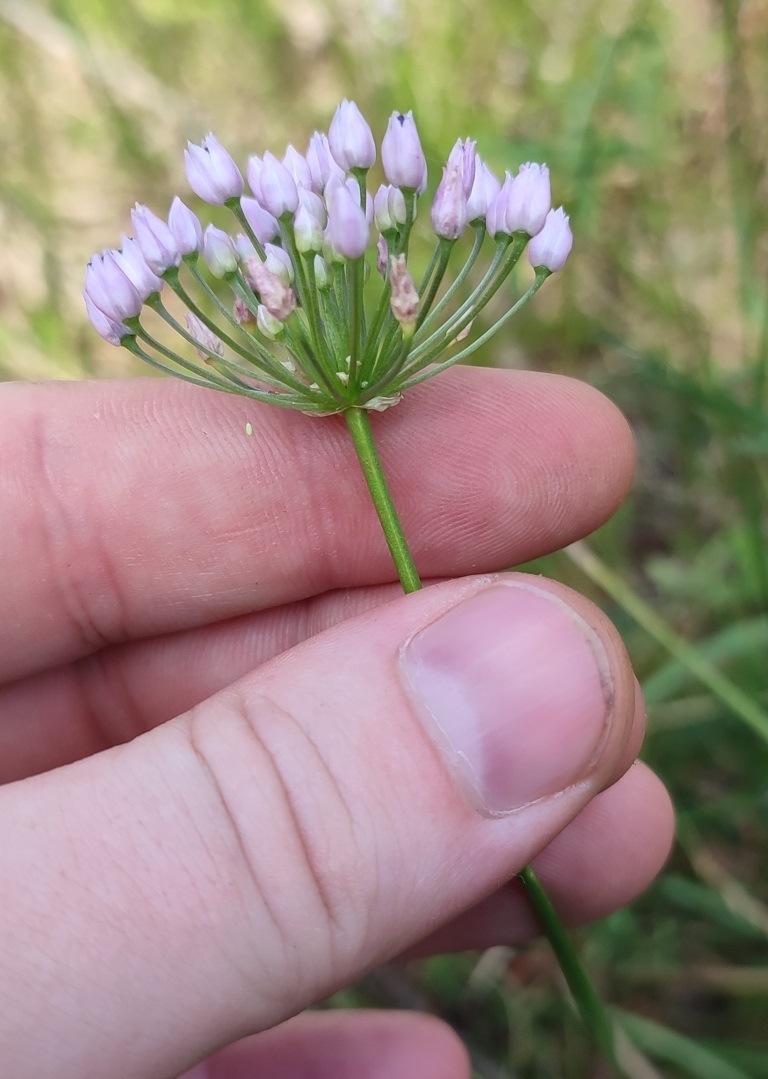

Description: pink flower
[527,207,573,272]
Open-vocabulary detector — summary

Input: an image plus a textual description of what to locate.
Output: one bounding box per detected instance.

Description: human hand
[0,368,673,1078]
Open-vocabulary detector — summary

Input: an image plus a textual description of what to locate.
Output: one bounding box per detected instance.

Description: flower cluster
[84,101,572,414]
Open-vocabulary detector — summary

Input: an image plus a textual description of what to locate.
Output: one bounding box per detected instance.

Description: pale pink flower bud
[306,131,343,193]
[186,311,224,360]
[282,144,313,189]
[202,225,238,277]
[114,236,163,298]
[184,133,243,203]
[332,175,373,225]
[83,291,130,345]
[297,186,327,228]
[246,154,264,202]
[256,304,285,338]
[373,184,407,232]
[381,110,427,192]
[313,254,330,289]
[389,254,419,329]
[485,171,513,237]
[168,197,203,255]
[527,207,573,272]
[259,152,299,217]
[326,181,370,258]
[245,257,296,321]
[241,196,280,244]
[328,99,376,171]
[504,163,551,236]
[294,202,324,254]
[430,161,468,240]
[234,233,257,261]
[84,250,143,322]
[131,204,181,274]
[466,158,501,222]
[447,138,477,197]
[263,244,294,284]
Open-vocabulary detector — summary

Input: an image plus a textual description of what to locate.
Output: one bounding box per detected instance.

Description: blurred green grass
[1,0,767,1074]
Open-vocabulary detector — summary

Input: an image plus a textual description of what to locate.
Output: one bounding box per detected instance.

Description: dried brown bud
[389,254,419,331]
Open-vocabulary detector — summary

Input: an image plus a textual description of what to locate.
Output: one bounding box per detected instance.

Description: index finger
[0,367,633,682]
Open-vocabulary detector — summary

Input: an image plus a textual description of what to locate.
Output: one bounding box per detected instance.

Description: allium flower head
[85,100,570,414]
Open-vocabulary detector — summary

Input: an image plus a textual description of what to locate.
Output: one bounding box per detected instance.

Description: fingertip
[205,1011,471,1079]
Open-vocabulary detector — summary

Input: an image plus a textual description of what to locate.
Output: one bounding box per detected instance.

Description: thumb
[0,574,639,1079]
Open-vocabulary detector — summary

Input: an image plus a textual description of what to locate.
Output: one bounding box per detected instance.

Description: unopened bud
[186,312,224,360]
[313,254,330,289]
[447,138,477,197]
[184,133,243,204]
[256,304,285,338]
[373,184,407,233]
[202,225,238,277]
[381,110,427,192]
[328,99,376,171]
[131,204,181,275]
[326,181,370,259]
[168,198,203,255]
[466,158,501,223]
[527,207,573,272]
[259,152,299,218]
[430,161,468,240]
[241,196,280,244]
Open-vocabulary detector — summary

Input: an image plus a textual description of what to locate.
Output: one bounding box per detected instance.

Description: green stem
[343,408,421,593]
[343,407,622,1073]
[565,540,768,747]
[518,866,622,1072]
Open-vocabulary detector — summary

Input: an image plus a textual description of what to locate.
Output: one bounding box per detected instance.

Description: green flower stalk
[83,100,616,1069]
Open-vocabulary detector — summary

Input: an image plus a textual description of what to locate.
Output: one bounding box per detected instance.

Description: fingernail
[400,581,614,816]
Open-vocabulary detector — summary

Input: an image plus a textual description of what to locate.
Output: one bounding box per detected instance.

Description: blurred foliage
[1,0,767,1075]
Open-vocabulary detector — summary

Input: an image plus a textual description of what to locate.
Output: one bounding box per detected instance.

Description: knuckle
[183,684,374,976]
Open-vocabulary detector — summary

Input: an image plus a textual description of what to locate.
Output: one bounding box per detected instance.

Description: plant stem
[343,405,622,1073]
[565,540,768,748]
[518,866,622,1072]
[343,408,421,593]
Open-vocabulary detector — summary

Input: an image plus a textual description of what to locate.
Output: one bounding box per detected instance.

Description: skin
[0,368,674,1078]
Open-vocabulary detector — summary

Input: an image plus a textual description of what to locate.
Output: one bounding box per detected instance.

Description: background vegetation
[1,0,767,1074]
